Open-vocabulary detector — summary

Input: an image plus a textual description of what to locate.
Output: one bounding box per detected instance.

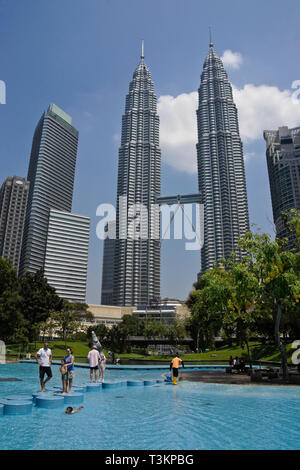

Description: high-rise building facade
[43,210,90,303]
[101,221,116,305]
[113,47,161,306]
[0,176,29,271]
[20,104,79,275]
[196,41,249,274]
[264,126,300,247]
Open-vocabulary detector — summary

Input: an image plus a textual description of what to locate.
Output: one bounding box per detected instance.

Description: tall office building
[0,176,29,271]
[113,45,161,306]
[196,40,249,274]
[264,126,300,247]
[101,221,116,305]
[20,104,79,275]
[43,210,90,303]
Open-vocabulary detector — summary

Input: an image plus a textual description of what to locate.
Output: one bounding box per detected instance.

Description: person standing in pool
[87,345,101,383]
[64,348,75,394]
[170,355,184,385]
[60,359,68,394]
[35,342,53,392]
[99,353,106,382]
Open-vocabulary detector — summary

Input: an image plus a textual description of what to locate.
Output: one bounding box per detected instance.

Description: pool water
[0,363,300,450]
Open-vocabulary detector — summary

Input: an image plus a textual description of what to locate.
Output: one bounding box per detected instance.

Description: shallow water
[0,363,299,450]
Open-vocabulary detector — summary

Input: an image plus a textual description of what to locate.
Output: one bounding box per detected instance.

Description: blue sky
[1,0,300,303]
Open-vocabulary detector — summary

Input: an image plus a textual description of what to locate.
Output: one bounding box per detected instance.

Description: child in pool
[60,359,68,394]
[99,353,106,382]
[65,406,84,415]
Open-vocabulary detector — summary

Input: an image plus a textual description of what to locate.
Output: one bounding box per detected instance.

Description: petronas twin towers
[111,40,249,306]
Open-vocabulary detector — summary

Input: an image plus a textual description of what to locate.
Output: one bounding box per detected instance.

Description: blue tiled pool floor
[0,363,299,450]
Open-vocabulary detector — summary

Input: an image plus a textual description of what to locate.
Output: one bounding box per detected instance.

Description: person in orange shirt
[170,355,184,385]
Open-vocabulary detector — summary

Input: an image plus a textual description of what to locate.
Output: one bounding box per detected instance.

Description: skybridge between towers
[155,193,203,206]
[155,192,204,251]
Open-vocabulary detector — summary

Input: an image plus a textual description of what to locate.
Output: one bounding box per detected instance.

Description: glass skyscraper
[43,209,90,303]
[196,40,249,274]
[101,221,116,305]
[264,126,300,248]
[20,104,79,275]
[0,176,29,271]
[112,47,161,306]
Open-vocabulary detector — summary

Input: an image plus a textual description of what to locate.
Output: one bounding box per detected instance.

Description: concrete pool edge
[18,360,232,371]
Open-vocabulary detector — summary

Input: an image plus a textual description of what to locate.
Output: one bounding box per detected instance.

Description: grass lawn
[6,340,294,363]
[6,340,91,358]
[184,342,293,363]
[117,342,293,363]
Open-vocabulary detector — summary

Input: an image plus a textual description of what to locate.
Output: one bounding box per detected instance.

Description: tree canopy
[0,262,63,344]
[187,211,300,378]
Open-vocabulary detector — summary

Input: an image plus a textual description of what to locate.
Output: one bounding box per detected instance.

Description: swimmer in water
[65,405,84,415]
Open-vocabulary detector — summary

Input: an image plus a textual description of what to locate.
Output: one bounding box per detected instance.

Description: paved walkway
[179,369,297,387]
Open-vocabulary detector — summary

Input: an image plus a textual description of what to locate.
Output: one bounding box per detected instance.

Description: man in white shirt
[35,342,53,392]
[87,346,100,383]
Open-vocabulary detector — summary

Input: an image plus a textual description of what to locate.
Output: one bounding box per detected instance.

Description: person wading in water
[170,355,184,385]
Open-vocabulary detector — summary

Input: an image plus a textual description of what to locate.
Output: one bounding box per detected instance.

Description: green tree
[51,302,90,346]
[106,324,125,357]
[282,208,300,252]
[118,314,144,336]
[0,258,24,343]
[223,260,260,368]
[0,257,18,295]
[187,267,231,351]
[238,231,300,380]
[19,269,63,343]
[39,316,57,341]
[144,320,168,340]
[0,288,24,343]
[166,318,187,347]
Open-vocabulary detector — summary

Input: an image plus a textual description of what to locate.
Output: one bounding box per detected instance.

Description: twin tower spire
[141,39,144,60]
[209,27,214,48]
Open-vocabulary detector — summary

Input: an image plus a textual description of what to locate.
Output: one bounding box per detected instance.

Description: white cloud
[221,50,243,70]
[232,84,300,141]
[158,83,300,174]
